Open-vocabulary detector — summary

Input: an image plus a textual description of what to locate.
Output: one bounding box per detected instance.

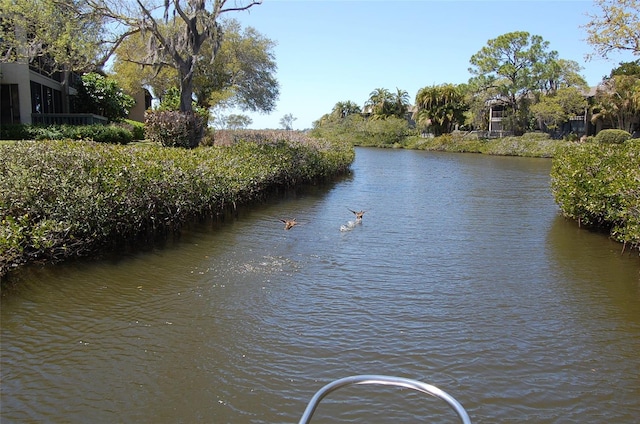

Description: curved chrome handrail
[298,375,471,424]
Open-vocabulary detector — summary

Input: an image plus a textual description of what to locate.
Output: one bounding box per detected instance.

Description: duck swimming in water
[279,218,298,230]
[348,209,366,221]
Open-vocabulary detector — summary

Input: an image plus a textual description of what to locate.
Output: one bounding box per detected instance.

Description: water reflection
[546,214,640,320]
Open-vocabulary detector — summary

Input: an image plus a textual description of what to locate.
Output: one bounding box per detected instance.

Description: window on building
[1,84,21,124]
[30,81,42,114]
[30,81,62,114]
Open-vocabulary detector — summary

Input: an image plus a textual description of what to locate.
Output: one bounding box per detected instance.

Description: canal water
[2,147,639,423]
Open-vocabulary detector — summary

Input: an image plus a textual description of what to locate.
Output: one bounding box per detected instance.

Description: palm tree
[591,61,640,133]
[392,87,410,118]
[332,101,362,118]
[415,84,468,135]
[365,88,393,118]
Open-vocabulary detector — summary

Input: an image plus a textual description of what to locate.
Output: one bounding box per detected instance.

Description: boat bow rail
[298,375,471,424]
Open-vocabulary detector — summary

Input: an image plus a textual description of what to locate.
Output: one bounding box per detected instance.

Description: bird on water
[348,209,366,221]
[279,218,298,230]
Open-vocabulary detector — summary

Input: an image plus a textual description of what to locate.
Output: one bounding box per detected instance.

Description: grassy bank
[0,135,354,279]
[311,116,572,157]
[400,132,573,157]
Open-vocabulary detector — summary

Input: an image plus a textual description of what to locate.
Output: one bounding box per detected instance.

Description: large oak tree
[111,18,278,116]
[84,0,263,114]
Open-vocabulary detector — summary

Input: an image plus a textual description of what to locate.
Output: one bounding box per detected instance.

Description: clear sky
[227,0,637,130]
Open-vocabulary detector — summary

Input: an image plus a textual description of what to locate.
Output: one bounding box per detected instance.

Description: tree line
[1,0,638,141]
[315,0,639,138]
[317,33,638,138]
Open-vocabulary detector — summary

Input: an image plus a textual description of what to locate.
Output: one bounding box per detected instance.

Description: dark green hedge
[551,140,640,252]
[0,136,354,278]
[595,129,632,144]
[0,124,134,144]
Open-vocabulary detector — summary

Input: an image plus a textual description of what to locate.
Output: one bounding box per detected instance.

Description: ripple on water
[2,150,639,423]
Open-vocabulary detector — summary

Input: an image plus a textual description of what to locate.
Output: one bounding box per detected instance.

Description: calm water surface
[2,148,639,423]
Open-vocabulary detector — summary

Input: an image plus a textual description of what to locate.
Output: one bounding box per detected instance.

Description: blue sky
[228,0,637,130]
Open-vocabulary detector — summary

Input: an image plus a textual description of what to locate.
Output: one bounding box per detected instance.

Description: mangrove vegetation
[0,134,354,280]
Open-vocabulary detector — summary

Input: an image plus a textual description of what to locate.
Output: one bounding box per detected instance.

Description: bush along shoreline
[551,138,640,254]
[0,135,355,280]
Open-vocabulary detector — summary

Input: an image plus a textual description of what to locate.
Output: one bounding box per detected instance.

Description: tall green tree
[468,31,559,134]
[392,87,410,118]
[456,81,495,131]
[0,0,103,68]
[192,19,278,113]
[365,88,393,118]
[530,58,589,133]
[530,87,588,131]
[365,87,408,119]
[109,32,177,103]
[414,84,469,135]
[225,114,252,130]
[539,59,588,94]
[584,0,640,59]
[280,113,297,130]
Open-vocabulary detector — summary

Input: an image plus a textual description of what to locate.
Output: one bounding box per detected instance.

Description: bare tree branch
[221,0,262,14]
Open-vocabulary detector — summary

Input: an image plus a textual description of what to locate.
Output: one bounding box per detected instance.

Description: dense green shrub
[551,140,640,251]
[209,129,316,146]
[145,110,204,148]
[119,120,146,140]
[310,114,366,145]
[0,124,134,144]
[3,125,67,141]
[401,133,570,157]
[313,117,572,157]
[362,117,412,146]
[66,125,133,144]
[0,124,31,140]
[0,135,354,278]
[71,72,135,121]
[521,131,552,140]
[595,129,632,144]
[483,134,568,157]
[312,115,411,147]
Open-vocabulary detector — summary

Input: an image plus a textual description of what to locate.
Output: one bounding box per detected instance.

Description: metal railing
[298,375,472,424]
[31,113,108,126]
